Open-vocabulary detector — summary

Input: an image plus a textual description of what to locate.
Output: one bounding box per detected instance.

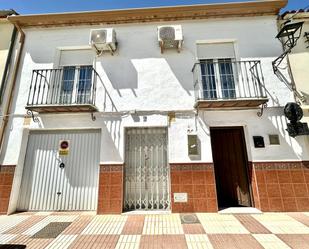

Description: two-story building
[1,0,309,215]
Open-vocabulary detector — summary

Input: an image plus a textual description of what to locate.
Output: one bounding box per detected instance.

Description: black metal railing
[27,67,117,111]
[192,60,267,101]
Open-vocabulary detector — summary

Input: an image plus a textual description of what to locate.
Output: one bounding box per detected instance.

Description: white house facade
[1,0,309,214]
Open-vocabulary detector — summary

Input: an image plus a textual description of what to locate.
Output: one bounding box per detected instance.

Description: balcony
[26,67,100,113]
[193,60,268,109]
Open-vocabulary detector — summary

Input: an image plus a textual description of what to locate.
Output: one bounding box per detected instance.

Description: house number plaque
[174,193,188,203]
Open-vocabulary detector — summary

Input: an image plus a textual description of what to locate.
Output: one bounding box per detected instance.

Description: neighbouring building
[279,10,309,124]
[1,0,308,215]
[0,9,19,214]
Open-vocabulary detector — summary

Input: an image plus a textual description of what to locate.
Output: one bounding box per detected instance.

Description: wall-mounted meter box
[188,134,199,156]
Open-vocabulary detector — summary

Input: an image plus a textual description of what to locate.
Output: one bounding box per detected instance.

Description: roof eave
[8,0,288,28]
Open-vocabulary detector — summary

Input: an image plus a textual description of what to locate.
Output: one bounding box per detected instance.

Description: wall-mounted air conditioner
[158,25,183,53]
[89,28,117,55]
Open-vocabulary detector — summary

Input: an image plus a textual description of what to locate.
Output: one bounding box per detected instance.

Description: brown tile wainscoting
[97,164,123,214]
[0,165,15,214]
[251,161,309,212]
[170,163,218,213]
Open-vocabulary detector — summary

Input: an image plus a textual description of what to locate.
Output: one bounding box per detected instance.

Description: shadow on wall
[197,109,305,161]
[98,56,192,98]
[101,117,123,162]
[97,55,138,97]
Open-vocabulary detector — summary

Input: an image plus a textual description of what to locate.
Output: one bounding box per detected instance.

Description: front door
[124,127,170,211]
[210,127,252,209]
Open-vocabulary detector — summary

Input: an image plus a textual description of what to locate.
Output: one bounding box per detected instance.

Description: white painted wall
[2,15,307,170]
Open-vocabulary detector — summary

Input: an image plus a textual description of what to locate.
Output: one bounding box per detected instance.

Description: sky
[0,0,308,15]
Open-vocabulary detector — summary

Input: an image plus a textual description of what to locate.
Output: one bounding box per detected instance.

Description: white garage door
[17,129,101,211]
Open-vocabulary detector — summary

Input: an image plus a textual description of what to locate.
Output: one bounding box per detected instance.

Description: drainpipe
[0,23,25,157]
[0,26,17,104]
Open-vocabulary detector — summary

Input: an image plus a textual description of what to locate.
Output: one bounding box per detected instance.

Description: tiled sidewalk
[0,212,308,248]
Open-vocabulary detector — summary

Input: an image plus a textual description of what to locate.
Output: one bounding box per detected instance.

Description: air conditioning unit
[158,25,183,53]
[89,28,117,55]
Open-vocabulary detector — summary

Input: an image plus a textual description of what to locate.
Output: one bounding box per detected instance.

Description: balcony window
[59,65,93,104]
[60,66,75,104]
[193,59,268,109]
[77,65,93,104]
[200,58,236,100]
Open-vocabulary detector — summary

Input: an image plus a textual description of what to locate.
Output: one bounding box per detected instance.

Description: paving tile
[62,215,94,235]
[34,212,53,216]
[182,224,206,234]
[208,234,264,249]
[9,234,53,249]
[68,235,119,249]
[51,212,84,216]
[139,235,187,249]
[253,234,291,249]
[234,215,271,234]
[15,212,38,216]
[81,215,127,235]
[0,234,17,244]
[252,213,309,234]
[45,234,78,249]
[143,214,183,235]
[5,215,47,234]
[22,215,78,236]
[121,216,145,235]
[197,214,250,234]
[185,234,214,249]
[0,215,30,233]
[287,213,309,227]
[1,211,309,248]
[277,234,309,249]
[115,235,141,249]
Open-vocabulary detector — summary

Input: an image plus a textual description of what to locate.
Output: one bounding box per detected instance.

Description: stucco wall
[2,15,305,167]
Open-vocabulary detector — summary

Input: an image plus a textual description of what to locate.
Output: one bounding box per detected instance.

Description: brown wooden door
[210,127,251,208]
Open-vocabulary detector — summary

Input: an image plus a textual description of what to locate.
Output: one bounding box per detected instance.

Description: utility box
[188,134,199,156]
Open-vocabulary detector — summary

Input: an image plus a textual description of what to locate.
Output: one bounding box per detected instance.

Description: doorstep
[218,207,263,214]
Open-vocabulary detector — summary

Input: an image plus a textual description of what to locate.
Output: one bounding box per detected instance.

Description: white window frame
[196,40,239,99]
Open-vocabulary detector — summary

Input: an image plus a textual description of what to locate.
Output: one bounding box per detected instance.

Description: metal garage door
[17,129,101,211]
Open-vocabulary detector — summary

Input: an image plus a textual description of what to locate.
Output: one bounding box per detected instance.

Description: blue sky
[0,0,308,14]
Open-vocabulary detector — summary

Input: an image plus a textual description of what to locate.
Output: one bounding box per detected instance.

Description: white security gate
[17,129,100,211]
[124,127,170,211]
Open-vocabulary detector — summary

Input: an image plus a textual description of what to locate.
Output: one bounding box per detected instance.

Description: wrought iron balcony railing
[192,60,268,108]
[26,67,116,113]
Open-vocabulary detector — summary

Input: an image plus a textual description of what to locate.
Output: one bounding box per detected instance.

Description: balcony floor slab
[26,104,98,113]
[195,98,268,109]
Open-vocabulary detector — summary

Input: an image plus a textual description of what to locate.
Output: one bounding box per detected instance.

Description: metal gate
[17,129,100,211]
[124,127,170,211]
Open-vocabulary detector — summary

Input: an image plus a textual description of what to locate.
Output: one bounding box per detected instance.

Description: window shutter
[196,42,235,59]
[59,49,94,66]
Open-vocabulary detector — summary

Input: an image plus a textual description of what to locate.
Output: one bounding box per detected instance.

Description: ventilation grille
[32,222,72,239]
[159,26,176,41]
